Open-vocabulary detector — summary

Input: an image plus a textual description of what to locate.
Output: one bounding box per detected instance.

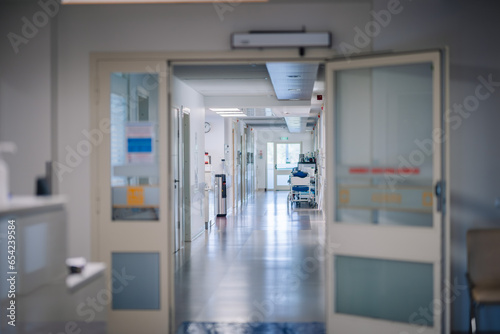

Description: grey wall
[0,2,54,196]
[370,0,500,331]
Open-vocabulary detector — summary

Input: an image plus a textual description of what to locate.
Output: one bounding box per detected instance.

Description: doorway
[91,50,448,334]
[265,141,302,191]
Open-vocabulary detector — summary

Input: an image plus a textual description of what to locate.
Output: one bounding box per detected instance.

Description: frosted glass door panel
[276,174,290,187]
[110,73,160,221]
[112,252,160,310]
[335,64,434,227]
[276,143,301,169]
[335,256,433,325]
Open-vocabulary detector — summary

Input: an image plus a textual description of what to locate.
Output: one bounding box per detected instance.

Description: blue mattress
[292,185,309,192]
[292,170,308,178]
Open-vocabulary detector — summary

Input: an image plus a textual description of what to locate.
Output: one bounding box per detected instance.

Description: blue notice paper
[127,138,152,153]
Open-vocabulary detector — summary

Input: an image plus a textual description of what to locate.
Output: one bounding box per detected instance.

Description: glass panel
[276,143,301,169]
[110,73,160,221]
[335,64,434,227]
[112,252,160,310]
[276,174,290,187]
[266,142,274,189]
[335,255,434,325]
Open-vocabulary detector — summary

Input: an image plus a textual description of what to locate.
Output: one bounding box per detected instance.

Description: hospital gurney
[287,169,315,209]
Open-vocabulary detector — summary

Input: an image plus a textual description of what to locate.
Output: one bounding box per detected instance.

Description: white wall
[204,114,225,175]
[254,128,314,190]
[172,76,206,242]
[371,0,500,331]
[0,2,53,196]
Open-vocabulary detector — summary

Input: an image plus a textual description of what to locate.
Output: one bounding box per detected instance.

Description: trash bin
[214,174,227,217]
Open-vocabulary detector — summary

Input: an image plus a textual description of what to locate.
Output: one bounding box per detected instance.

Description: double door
[93,51,446,334]
[267,142,302,191]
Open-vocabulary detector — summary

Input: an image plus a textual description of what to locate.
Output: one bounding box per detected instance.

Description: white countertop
[0,195,67,215]
[66,262,106,293]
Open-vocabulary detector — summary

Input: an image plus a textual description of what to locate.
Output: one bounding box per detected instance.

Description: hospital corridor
[174,191,325,332]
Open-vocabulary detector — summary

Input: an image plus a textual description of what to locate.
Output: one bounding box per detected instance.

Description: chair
[466,229,500,333]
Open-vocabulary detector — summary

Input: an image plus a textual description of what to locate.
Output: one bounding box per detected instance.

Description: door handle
[435,181,443,212]
[174,179,180,183]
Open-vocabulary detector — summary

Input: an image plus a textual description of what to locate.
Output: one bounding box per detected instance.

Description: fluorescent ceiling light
[219,114,247,117]
[216,111,244,114]
[210,108,241,112]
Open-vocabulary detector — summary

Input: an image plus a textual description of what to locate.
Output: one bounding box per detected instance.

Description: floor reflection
[174,191,325,329]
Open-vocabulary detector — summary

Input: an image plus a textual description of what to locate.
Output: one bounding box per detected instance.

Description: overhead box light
[213,108,247,117]
[231,31,332,49]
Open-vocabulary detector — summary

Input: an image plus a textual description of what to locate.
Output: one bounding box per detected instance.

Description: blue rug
[177,322,325,334]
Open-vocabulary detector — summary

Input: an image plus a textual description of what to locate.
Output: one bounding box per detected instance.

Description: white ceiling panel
[173,63,323,133]
[184,79,274,97]
[266,62,319,100]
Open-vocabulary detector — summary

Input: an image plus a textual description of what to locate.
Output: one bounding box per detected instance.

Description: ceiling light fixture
[216,111,244,114]
[219,114,248,118]
[210,108,241,112]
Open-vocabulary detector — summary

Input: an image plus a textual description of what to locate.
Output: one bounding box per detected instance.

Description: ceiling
[173,63,324,133]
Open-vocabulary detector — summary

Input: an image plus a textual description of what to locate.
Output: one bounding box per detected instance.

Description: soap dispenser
[0,142,17,206]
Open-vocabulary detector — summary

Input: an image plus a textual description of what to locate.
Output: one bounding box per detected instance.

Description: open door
[172,107,183,253]
[325,51,446,334]
[95,60,172,333]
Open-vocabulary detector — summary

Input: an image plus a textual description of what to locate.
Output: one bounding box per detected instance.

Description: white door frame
[90,49,449,334]
[324,50,449,334]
